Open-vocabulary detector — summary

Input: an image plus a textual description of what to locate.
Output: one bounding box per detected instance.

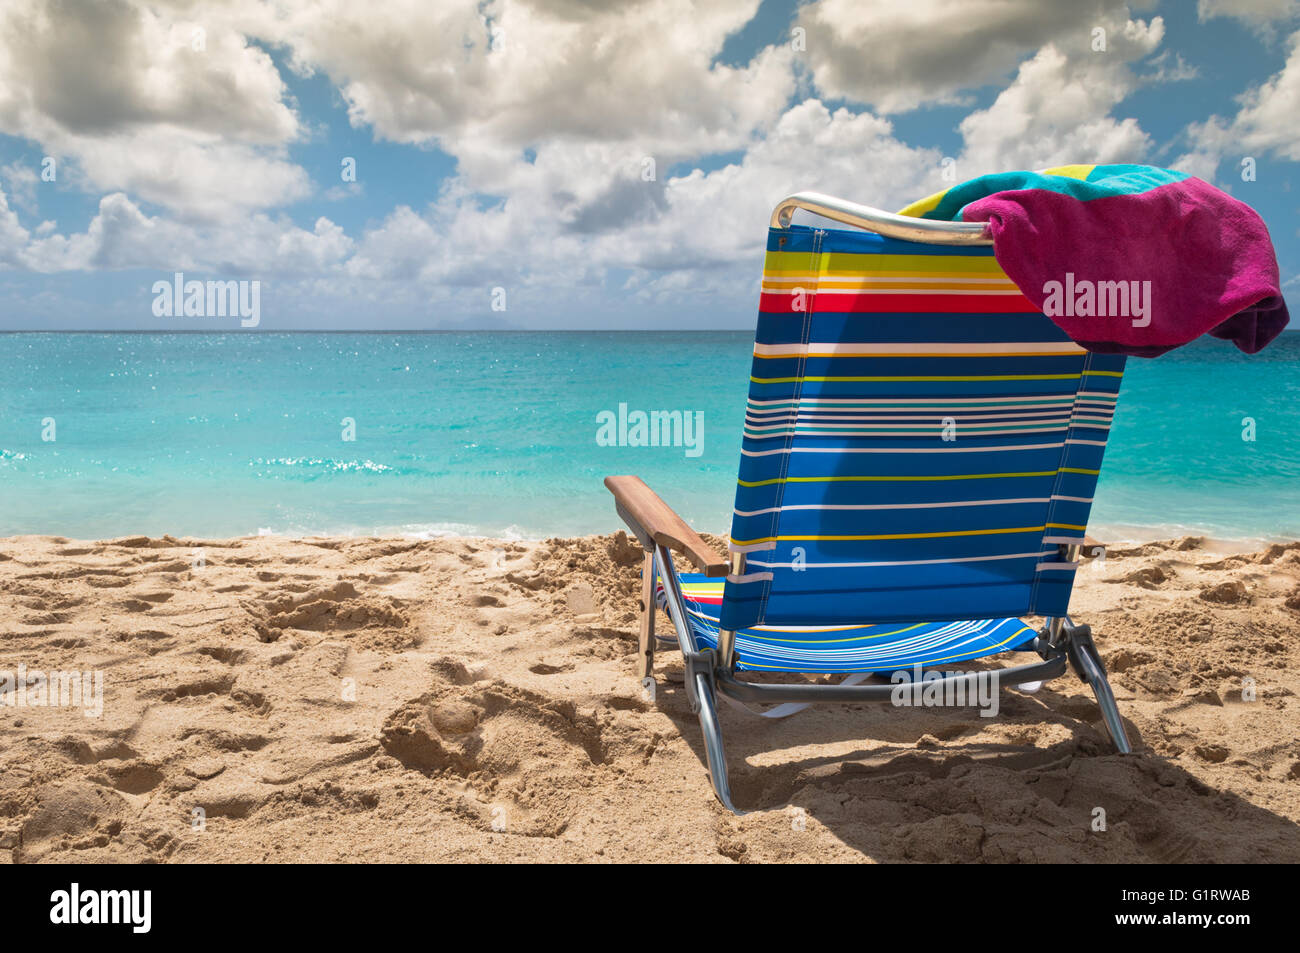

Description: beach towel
[899,164,1290,357]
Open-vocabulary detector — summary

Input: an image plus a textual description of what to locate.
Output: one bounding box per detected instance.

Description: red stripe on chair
[758,292,1040,314]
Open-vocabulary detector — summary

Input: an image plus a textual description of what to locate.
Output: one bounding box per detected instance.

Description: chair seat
[660,575,1037,674]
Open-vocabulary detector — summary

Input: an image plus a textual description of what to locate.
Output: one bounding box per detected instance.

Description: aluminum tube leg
[694,672,743,814]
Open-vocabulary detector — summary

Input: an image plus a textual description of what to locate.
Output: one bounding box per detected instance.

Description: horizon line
[0,328,760,334]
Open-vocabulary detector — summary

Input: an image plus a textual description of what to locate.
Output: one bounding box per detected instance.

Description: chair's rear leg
[1064,623,1133,754]
[693,672,742,814]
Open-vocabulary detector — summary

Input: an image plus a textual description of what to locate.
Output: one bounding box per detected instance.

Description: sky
[0,0,1297,330]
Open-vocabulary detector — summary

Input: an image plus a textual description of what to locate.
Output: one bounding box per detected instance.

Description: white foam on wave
[1088,520,1292,549]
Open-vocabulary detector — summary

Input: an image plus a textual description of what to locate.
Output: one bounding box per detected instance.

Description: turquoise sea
[1,332,1297,541]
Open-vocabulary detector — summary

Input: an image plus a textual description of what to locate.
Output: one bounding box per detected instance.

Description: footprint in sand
[119,591,173,612]
[102,761,166,795]
[1200,581,1249,604]
[195,645,248,665]
[529,662,572,675]
[246,580,411,650]
[19,781,127,861]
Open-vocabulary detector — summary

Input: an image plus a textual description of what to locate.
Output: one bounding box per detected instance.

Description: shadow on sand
[655,673,1300,863]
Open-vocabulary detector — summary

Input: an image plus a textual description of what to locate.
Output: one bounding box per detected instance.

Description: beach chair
[605,192,1133,813]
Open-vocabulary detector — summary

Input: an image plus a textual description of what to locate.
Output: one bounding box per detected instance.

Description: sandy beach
[1,530,1297,864]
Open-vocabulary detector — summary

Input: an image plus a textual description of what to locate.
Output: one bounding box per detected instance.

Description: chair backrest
[718,222,1125,632]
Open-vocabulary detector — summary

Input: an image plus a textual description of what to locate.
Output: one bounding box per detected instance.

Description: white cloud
[266,0,794,155]
[796,0,1159,113]
[0,0,307,218]
[58,133,310,221]
[0,160,39,214]
[15,192,352,274]
[336,98,942,320]
[344,206,442,282]
[0,0,796,229]
[1177,28,1300,178]
[1141,50,1198,83]
[638,100,943,267]
[956,17,1164,176]
[1197,0,1299,33]
[0,187,32,267]
[0,0,1291,328]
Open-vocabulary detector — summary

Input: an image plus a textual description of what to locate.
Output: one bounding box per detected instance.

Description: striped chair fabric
[672,223,1125,673]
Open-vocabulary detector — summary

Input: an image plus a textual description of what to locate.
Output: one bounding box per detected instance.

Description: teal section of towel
[915,164,1192,221]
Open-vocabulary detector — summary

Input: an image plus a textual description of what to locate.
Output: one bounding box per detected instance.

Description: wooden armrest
[604,475,727,577]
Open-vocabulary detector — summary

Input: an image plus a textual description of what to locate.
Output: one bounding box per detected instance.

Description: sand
[1,530,1298,863]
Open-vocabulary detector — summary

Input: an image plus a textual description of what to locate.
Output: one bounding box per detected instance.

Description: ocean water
[0,332,1297,542]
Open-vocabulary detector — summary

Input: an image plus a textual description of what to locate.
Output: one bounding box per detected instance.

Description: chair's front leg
[1075,641,1133,754]
[693,669,742,814]
[1064,622,1133,754]
[637,549,656,680]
